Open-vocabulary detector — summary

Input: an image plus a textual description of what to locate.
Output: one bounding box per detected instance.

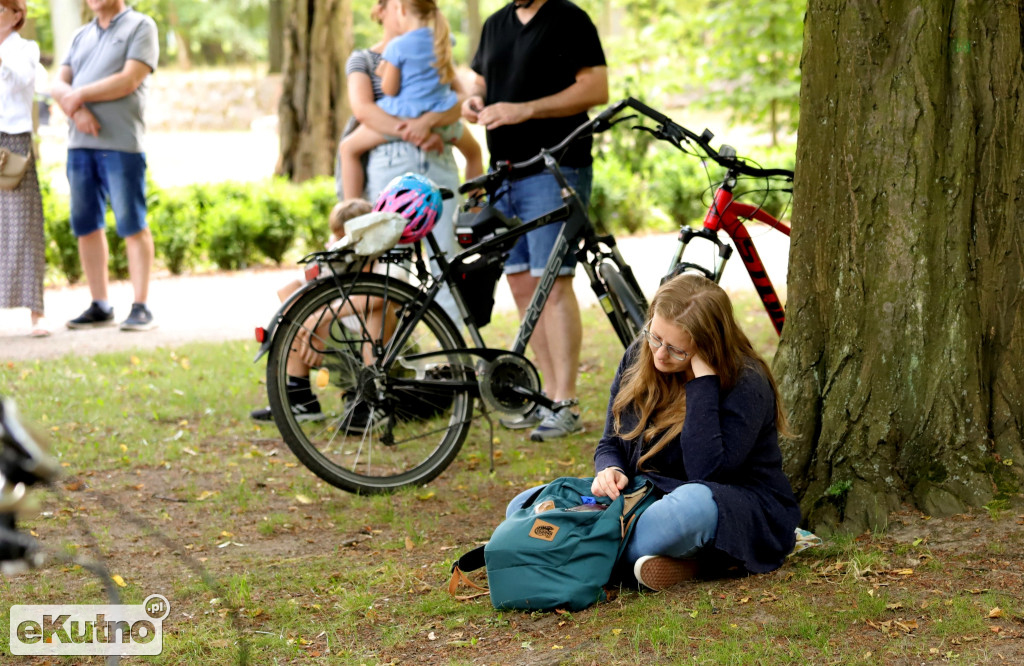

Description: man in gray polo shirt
[51,0,159,331]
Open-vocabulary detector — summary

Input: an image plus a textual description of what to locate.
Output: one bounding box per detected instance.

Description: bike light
[304,264,321,281]
[255,327,266,343]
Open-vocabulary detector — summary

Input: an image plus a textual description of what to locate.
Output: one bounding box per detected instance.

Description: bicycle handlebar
[459,97,793,196]
[620,97,794,179]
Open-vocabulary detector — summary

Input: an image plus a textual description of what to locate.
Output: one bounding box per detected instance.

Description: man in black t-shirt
[463,0,607,441]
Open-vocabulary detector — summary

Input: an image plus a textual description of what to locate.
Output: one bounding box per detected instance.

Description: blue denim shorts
[495,166,593,277]
[363,141,460,257]
[67,149,148,238]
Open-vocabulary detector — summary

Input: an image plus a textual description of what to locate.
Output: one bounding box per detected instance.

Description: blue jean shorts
[495,165,593,277]
[67,149,148,238]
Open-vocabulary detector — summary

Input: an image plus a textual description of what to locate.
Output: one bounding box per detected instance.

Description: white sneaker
[499,403,551,430]
[633,555,699,591]
[529,406,583,441]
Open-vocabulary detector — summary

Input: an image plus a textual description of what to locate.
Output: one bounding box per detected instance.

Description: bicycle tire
[599,261,646,343]
[266,274,472,494]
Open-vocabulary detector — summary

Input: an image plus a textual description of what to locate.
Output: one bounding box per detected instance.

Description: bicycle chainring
[477,354,541,415]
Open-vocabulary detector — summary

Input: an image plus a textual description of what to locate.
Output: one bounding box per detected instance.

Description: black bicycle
[1,397,60,571]
[254,97,796,494]
[253,101,658,494]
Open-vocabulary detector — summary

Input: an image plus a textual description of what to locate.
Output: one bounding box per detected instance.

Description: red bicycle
[607,98,794,335]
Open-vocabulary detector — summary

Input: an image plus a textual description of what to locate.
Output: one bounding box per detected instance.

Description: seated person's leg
[340,125,389,199]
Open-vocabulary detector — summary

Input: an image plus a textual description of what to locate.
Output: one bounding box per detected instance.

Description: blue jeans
[67,149,148,238]
[506,481,719,568]
[363,141,460,324]
[495,166,593,277]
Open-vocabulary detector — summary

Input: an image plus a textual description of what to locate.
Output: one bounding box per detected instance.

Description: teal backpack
[449,475,657,611]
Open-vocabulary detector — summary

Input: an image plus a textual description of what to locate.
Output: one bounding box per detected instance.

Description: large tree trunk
[276,0,352,182]
[269,0,286,74]
[166,4,192,70]
[465,0,481,63]
[50,0,83,61]
[776,1,1023,534]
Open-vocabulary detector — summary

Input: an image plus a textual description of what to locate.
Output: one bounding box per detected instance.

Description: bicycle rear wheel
[266,274,473,494]
[599,261,646,344]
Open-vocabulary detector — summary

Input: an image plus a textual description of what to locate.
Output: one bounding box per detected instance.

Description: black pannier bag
[453,206,519,327]
[452,253,505,328]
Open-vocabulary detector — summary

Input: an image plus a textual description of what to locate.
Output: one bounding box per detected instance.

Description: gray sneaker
[120,303,157,332]
[499,403,552,430]
[529,406,583,441]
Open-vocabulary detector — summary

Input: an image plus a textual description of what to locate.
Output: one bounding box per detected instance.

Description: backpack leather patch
[528,518,559,542]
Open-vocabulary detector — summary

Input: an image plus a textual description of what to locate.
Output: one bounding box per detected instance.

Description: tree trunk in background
[269,0,285,74]
[50,0,83,61]
[776,0,1023,535]
[166,4,192,70]
[276,0,352,182]
[465,0,481,62]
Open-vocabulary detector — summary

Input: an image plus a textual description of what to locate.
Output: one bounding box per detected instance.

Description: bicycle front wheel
[266,274,473,494]
[599,261,646,345]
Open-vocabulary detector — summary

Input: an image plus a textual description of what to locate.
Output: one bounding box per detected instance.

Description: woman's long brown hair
[611,274,789,470]
[404,0,455,85]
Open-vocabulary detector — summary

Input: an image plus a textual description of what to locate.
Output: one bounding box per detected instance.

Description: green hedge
[589,136,795,235]
[40,175,339,284]
[39,139,794,284]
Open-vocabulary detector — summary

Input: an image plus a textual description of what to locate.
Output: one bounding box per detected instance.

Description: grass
[1,292,1023,664]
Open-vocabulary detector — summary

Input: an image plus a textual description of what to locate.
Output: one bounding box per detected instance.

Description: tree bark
[465,0,481,63]
[166,4,192,70]
[276,0,352,182]
[269,0,285,74]
[776,0,1024,534]
[49,0,83,61]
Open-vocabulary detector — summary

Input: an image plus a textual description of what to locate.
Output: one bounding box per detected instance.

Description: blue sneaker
[120,303,157,332]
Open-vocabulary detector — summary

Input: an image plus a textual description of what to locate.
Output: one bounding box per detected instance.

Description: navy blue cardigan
[594,345,801,574]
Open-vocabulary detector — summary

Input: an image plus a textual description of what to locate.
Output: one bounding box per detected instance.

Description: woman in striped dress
[0,0,47,336]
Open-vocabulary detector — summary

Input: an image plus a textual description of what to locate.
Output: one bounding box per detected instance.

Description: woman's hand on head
[689,353,716,378]
[591,467,628,500]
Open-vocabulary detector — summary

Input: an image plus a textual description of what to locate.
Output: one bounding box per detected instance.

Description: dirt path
[0,231,789,362]
[0,267,297,361]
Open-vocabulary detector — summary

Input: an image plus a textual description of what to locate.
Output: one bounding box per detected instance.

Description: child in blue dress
[340,0,482,200]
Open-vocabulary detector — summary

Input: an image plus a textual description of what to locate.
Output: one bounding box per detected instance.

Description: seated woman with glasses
[590,273,801,590]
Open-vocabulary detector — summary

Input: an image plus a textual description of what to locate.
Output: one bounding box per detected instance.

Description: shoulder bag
[0,148,30,191]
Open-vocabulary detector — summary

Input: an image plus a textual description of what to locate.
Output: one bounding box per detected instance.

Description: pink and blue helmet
[373,173,443,244]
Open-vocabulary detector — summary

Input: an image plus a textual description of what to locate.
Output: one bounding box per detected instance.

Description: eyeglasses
[643,327,690,361]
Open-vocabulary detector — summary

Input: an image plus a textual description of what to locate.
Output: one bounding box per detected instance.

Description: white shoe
[633,555,699,591]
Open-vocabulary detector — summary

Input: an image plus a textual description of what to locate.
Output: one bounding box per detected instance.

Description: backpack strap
[448,545,489,601]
